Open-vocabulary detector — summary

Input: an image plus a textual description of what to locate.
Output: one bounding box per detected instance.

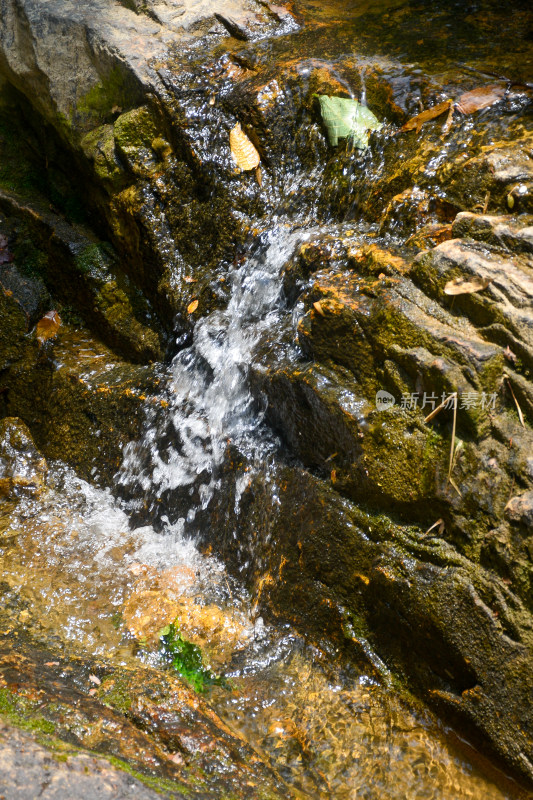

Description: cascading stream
[119,223,304,528]
[0,213,521,800]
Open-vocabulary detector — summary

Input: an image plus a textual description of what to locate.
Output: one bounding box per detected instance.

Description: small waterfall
[118,224,302,530]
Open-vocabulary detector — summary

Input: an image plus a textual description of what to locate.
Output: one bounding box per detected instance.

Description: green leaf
[318,95,382,149]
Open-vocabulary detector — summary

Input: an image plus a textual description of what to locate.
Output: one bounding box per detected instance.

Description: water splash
[119,225,302,525]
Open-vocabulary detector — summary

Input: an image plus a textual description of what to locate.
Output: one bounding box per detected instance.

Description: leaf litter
[398,82,510,136]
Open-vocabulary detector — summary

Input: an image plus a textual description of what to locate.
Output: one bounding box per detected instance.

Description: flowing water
[1,218,528,798]
[118,224,300,526]
[1,0,532,796]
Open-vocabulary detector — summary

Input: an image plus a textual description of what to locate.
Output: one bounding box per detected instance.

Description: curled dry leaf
[455,84,506,115]
[229,122,260,171]
[444,276,491,295]
[187,299,199,314]
[400,99,453,133]
[35,310,61,345]
[313,300,325,317]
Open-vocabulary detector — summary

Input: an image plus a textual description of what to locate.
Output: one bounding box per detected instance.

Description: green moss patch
[160,620,229,693]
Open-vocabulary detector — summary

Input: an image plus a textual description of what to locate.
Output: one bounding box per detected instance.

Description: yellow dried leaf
[229,122,260,171]
[187,299,199,314]
[35,310,61,345]
[444,276,491,295]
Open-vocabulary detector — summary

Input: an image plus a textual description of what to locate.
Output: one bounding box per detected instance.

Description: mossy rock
[0,635,289,799]
[2,326,160,484]
[76,66,144,129]
[113,106,160,176]
[0,286,28,371]
[0,189,165,363]
[80,124,129,193]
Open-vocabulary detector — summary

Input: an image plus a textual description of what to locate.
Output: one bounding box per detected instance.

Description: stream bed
[0,0,533,797]
[0,225,528,798]
[0,424,524,799]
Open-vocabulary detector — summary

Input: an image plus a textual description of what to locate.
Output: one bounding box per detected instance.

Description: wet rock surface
[0,721,167,800]
[0,636,287,799]
[242,210,533,782]
[1,0,533,795]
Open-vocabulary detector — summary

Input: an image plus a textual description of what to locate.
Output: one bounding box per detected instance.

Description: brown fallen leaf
[400,99,453,133]
[35,310,61,345]
[444,276,491,295]
[455,84,506,115]
[229,122,260,171]
[187,299,199,314]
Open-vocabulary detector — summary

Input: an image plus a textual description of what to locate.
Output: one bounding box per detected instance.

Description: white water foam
[119,224,302,526]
